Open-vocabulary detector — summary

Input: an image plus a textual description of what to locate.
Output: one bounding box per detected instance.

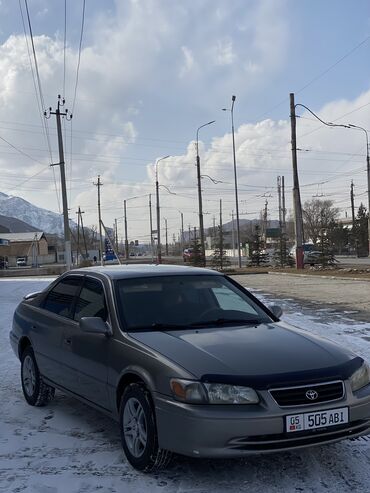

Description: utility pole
[46,95,72,270]
[124,199,129,260]
[79,207,88,259]
[231,96,241,268]
[165,218,169,256]
[188,224,191,245]
[114,218,118,253]
[231,211,235,259]
[212,215,216,249]
[220,199,223,270]
[193,226,197,240]
[277,177,283,266]
[263,200,268,239]
[277,177,282,230]
[180,212,184,253]
[281,176,287,264]
[282,175,286,233]
[290,93,304,269]
[76,207,81,265]
[93,175,104,266]
[196,121,215,266]
[350,180,356,229]
[149,194,154,261]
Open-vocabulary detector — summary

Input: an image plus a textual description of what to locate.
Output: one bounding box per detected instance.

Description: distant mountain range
[0,192,76,235]
[0,191,279,239]
[0,214,39,233]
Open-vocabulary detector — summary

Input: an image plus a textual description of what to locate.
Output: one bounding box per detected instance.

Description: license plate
[286,407,348,433]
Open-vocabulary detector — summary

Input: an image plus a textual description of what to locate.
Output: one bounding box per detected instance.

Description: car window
[212,286,259,316]
[43,276,83,318]
[115,275,271,330]
[74,277,108,322]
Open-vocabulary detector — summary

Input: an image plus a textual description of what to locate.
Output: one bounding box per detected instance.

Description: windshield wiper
[129,322,188,332]
[190,318,262,327]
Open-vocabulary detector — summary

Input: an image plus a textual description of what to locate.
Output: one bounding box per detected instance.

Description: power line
[21,0,62,212]
[63,0,67,98]
[0,132,45,165]
[71,0,86,115]
[255,33,370,121]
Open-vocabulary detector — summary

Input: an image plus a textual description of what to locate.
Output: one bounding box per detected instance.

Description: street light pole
[230,96,242,268]
[196,120,215,266]
[155,155,170,263]
[347,124,370,256]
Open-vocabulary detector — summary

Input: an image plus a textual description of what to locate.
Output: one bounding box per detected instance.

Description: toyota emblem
[305,389,319,401]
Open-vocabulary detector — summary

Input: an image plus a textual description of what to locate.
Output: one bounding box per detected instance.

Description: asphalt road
[232,273,370,322]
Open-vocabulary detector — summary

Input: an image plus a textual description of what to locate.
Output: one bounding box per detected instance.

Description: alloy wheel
[123,397,148,458]
[22,354,36,396]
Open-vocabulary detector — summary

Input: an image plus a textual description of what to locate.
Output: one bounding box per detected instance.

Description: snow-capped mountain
[0,192,76,235]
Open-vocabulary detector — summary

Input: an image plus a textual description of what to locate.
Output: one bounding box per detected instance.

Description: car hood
[130,321,360,389]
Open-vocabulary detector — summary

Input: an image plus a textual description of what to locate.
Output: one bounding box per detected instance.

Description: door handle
[64,338,72,346]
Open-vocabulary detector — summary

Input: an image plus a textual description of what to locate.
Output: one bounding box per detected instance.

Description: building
[0,232,55,267]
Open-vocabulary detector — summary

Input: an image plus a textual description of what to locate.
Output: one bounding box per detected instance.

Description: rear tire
[21,346,55,406]
[119,383,172,472]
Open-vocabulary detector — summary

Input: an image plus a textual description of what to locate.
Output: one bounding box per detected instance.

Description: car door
[60,275,111,411]
[31,275,84,386]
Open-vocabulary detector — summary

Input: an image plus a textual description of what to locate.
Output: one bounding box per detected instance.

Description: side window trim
[42,274,84,320]
[73,275,109,323]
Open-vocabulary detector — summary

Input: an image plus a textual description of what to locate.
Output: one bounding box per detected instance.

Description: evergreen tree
[354,203,369,257]
[211,226,230,270]
[189,238,204,267]
[249,225,267,266]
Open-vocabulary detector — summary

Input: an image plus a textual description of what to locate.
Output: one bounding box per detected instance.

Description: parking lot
[1,274,370,493]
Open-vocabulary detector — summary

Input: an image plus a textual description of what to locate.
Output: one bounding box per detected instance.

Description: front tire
[21,346,55,406]
[119,383,172,472]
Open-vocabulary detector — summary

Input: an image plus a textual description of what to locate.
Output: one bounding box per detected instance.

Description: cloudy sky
[0,0,370,243]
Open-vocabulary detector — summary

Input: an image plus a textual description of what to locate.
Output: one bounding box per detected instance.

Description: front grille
[269,380,344,407]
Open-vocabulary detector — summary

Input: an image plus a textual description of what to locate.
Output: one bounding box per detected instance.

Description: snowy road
[1,278,370,493]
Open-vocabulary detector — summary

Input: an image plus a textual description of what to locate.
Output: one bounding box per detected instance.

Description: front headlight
[350,362,370,392]
[170,379,207,403]
[203,383,259,404]
[170,379,259,404]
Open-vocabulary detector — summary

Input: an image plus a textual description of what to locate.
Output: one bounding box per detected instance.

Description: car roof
[70,264,223,280]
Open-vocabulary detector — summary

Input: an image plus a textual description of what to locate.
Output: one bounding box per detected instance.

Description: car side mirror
[23,291,42,301]
[269,305,283,319]
[80,317,112,336]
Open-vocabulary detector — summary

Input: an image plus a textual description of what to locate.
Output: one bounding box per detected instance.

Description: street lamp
[347,124,370,256]
[196,120,215,265]
[222,96,241,268]
[155,155,170,263]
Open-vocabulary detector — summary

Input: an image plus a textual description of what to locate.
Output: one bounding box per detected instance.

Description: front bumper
[154,385,370,458]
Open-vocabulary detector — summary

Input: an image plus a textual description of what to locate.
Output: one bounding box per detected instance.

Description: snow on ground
[1,278,370,493]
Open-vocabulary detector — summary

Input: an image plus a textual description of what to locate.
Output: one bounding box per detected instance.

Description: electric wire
[71,0,86,115]
[63,0,67,98]
[22,0,62,211]
[255,33,370,121]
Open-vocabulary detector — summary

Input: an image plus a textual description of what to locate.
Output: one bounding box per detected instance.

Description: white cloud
[1,0,368,241]
[179,46,194,78]
[210,38,236,66]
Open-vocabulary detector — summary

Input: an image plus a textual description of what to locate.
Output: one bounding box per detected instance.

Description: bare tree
[302,199,339,245]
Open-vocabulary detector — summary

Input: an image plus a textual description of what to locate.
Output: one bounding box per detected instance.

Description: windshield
[115,275,272,331]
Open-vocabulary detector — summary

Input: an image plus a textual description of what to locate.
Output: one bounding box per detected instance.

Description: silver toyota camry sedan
[10,265,370,471]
